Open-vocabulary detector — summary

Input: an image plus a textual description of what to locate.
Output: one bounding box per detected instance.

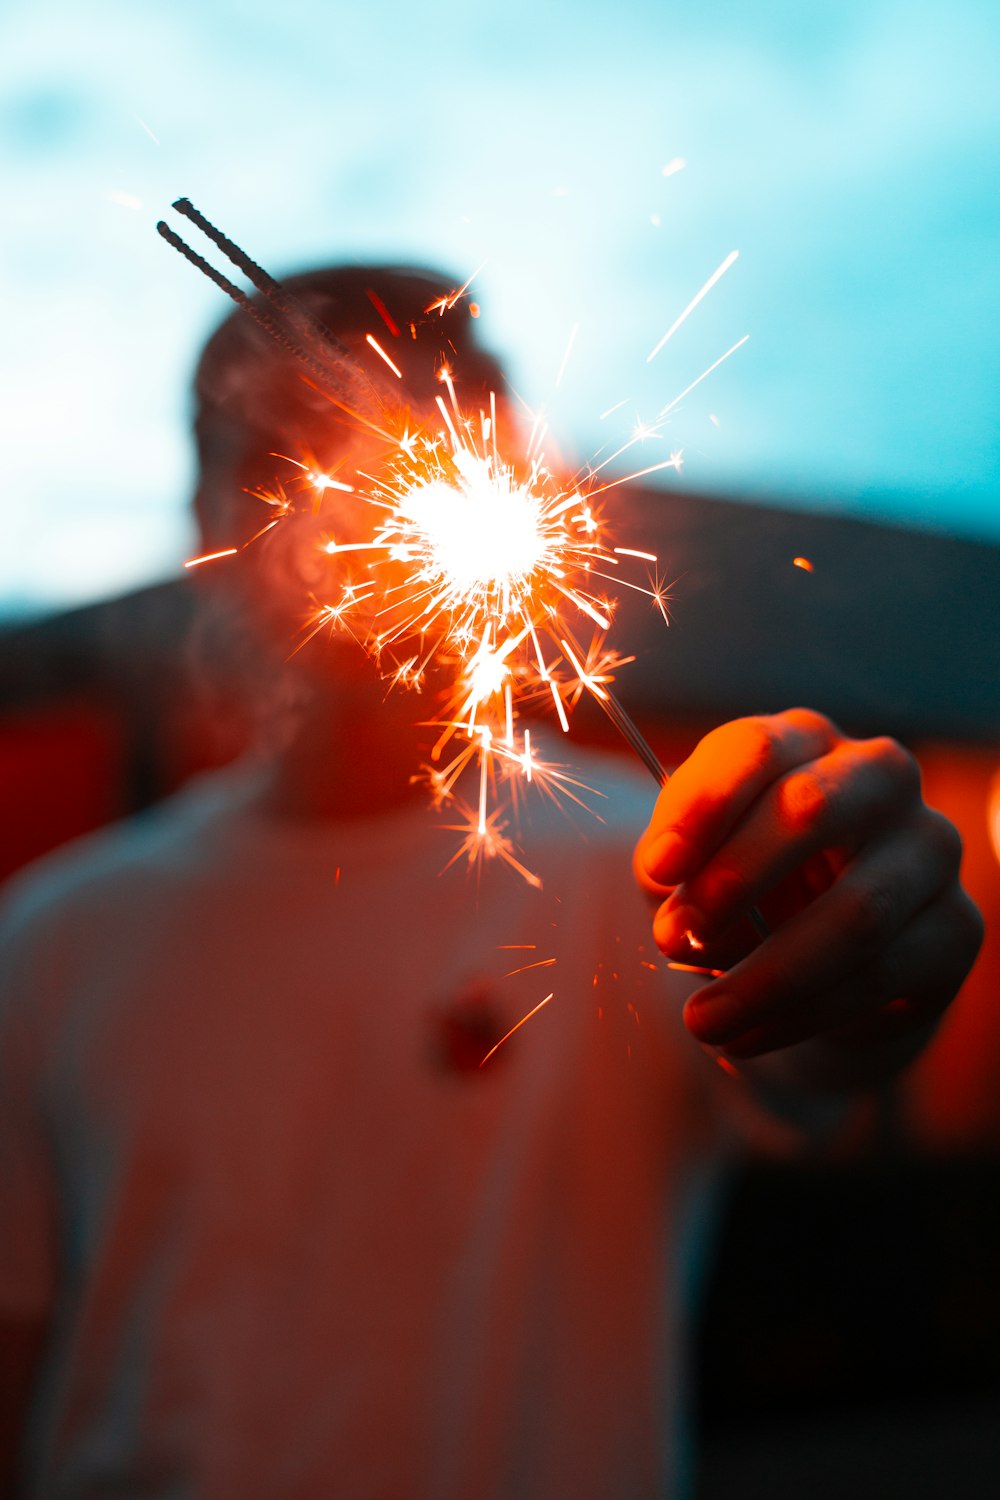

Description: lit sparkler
[157,199,760,913]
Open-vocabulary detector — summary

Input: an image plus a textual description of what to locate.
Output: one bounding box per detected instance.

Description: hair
[192,263,507,546]
[186,263,509,744]
[195,263,504,444]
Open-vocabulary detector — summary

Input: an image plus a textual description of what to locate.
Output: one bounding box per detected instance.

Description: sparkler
[157,199,763,932]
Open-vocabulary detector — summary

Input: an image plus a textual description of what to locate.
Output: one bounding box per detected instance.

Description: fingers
[681,818,982,1056]
[707,888,984,1062]
[636,709,839,894]
[635,708,983,1070]
[651,735,924,955]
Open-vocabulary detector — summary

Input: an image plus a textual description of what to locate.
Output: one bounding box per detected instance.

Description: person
[0,264,983,1499]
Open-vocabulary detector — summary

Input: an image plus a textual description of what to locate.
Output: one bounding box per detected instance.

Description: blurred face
[191,272,514,713]
[193,410,387,696]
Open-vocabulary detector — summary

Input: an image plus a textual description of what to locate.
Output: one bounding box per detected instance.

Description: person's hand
[634,709,983,1087]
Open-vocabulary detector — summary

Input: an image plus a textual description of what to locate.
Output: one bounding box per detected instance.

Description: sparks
[658,335,750,419]
[666,960,727,979]
[503,956,557,978]
[479,991,555,1067]
[365,334,403,379]
[440,801,544,888]
[184,547,239,568]
[647,250,740,364]
[133,114,161,146]
[245,397,670,880]
[157,202,752,886]
[554,323,579,390]
[290,376,651,880]
[425,265,483,316]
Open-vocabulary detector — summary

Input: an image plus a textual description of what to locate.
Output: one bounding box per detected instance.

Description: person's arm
[634,709,984,1097]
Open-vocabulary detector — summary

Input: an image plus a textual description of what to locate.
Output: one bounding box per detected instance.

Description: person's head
[188,264,511,741]
[193,264,507,556]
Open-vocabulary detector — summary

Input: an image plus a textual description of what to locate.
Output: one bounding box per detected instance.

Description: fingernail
[641,831,689,886]
[654,903,706,958]
[683,990,741,1044]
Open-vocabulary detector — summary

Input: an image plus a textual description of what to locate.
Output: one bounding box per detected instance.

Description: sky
[1,0,997,616]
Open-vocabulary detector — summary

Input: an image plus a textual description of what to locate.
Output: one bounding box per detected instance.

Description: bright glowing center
[401,465,545,592]
[467,648,508,702]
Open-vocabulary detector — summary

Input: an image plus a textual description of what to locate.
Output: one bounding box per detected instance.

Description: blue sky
[2,0,997,614]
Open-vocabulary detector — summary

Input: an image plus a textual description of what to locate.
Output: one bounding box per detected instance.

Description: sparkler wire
[172,199,303,311]
[597,686,770,941]
[601,688,668,788]
[156,220,359,396]
[171,199,370,385]
[158,201,381,410]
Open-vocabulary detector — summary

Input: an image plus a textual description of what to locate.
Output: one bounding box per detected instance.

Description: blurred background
[1,0,998,617]
[2,1,999,1495]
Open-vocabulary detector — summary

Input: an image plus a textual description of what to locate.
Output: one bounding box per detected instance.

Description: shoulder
[0,765,260,962]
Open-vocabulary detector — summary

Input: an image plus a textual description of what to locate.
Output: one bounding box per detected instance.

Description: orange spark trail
[184,547,238,568]
[503,957,557,978]
[365,288,401,336]
[479,992,555,1067]
[426,265,483,315]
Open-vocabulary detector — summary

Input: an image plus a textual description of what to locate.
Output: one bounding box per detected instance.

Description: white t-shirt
[0,753,727,1499]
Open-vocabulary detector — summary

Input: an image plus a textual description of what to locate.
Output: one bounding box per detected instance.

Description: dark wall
[611,487,1000,743]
